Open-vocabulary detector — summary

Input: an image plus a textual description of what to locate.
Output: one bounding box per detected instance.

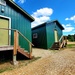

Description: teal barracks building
[32,20,66,50]
[0,0,34,64]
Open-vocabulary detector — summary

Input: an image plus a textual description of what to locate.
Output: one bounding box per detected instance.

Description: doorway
[0,17,9,46]
[54,29,58,42]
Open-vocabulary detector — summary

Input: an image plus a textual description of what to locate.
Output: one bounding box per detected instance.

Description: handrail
[0,28,16,31]
[59,35,63,42]
[0,28,33,63]
[0,28,34,46]
[18,31,34,46]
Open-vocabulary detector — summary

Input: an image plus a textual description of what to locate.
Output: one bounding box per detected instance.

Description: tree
[67,34,75,41]
[74,34,75,41]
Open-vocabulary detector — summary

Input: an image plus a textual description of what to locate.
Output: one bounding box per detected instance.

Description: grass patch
[49,49,60,53]
[0,57,41,73]
[0,67,13,73]
[67,44,75,48]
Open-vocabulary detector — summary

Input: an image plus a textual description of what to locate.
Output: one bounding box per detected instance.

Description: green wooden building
[0,0,34,64]
[32,20,67,50]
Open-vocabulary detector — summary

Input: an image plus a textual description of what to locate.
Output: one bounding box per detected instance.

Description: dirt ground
[67,41,75,44]
[0,42,75,75]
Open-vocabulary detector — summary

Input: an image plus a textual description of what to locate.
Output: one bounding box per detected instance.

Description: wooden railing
[59,35,67,48]
[51,35,67,50]
[59,35,63,42]
[17,30,34,58]
[0,28,34,62]
[59,35,64,48]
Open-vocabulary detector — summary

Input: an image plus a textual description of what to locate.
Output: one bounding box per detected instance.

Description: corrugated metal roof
[32,20,64,30]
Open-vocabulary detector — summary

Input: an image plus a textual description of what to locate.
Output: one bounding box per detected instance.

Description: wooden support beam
[13,30,18,55]
[13,30,18,65]
[29,43,32,58]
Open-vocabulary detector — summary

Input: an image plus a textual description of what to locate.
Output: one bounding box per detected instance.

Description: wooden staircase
[18,46,32,59]
[0,28,34,65]
[51,36,67,50]
[0,46,32,59]
[51,42,60,50]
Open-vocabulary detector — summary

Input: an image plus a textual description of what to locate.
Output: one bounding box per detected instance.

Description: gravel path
[0,48,75,75]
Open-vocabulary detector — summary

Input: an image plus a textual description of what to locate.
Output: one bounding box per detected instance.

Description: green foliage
[67,44,75,48]
[67,34,75,42]
[0,67,13,73]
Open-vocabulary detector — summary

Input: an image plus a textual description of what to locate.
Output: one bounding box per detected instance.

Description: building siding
[32,25,47,49]
[32,21,63,49]
[46,22,62,49]
[46,23,55,49]
[0,2,32,52]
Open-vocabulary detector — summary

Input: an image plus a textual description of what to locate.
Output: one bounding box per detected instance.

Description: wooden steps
[51,42,60,50]
[51,41,67,50]
[18,47,31,59]
[0,46,32,59]
[0,29,33,65]
[51,36,67,50]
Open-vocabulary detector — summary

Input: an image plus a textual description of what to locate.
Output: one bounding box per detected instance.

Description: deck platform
[0,46,13,51]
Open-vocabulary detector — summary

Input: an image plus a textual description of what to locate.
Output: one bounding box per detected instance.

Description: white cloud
[66,24,71,27]
[13,0,15,1]
[18,0,26,4]
[65,15,75,23]
[31,8,53,27]
[62,24,74,32]
[65,18,69,20]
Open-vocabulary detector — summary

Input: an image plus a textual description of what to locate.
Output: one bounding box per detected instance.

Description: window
[33,33,38,39]
[0,0,6,6]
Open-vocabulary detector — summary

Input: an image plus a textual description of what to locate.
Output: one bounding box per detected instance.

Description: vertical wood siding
[0,3,32,52]
[46,22,62,49]
[32,25,47,49]
[32,22,63,49]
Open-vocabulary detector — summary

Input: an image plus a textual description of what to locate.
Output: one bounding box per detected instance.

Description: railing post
[64,36,67,46]
[29,43,32,59]
[59,36,64,48]
[13,30,18,65]
[65,36,67,45]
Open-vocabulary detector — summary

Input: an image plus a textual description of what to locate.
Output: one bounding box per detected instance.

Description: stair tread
[0,45,32,59]
[18,47,31,58]
[20,48,28,52]
[51,42,60,50]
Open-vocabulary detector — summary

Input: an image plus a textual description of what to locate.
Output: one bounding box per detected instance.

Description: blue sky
[13,0,75,35]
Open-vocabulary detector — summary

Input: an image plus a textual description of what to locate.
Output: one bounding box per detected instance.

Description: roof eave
[8,0,34,22]
[54,20,64,30]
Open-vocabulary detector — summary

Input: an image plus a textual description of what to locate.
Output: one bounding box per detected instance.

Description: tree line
[67,34,75,42]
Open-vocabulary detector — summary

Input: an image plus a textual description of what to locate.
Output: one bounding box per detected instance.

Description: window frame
[33,33,38,39]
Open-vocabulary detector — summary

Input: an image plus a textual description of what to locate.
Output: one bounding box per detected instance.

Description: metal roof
[32,20,64,30]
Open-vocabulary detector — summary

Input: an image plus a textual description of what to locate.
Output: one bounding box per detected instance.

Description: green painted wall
[0,2,32,52]
[46,23,55,49]
[32,21,63,49]
[32,25,47,49]
[46,22,62,49]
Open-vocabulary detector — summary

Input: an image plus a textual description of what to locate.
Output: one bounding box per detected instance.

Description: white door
[0,17,9,46]
[54,30,58,42]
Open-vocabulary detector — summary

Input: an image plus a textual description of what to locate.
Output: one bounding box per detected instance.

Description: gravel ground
[0,48,75,75]
[32,48,54,58]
